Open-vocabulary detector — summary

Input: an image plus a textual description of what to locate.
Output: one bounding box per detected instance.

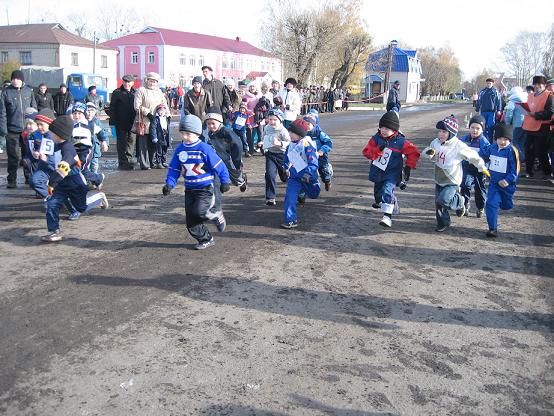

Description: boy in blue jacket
[481,123,520,238]
[85,102,109,173]
[41,116,108,242]
[460,115,491,217]
[162,114,231,250]
[281,119,320,229]
[362,111,420,228]
[304,109,334,191]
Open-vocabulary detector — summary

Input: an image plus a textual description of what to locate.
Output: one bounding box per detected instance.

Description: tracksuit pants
[284,176,320,223]
[185,185,219,243]
[30,168,77,214]
[481,111,496,142]
[485,183,515,231]
[318,154,332,183]
[461,169,486,211]
[265,152,288,199]
[373,180,397,214]
[435,184,464,228]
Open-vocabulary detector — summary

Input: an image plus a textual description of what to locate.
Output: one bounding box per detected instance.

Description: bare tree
[541,23,554,78]
[66,13,92,39]
[501,31,545,86]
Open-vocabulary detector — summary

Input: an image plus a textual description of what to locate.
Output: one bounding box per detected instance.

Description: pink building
[102,27,282,87]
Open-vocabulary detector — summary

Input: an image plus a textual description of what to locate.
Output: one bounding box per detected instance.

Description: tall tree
[419,46,462,96]
[501,31,545,86]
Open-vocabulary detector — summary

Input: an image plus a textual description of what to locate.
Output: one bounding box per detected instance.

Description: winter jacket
[363,132,420,183]
[231,111,251,131]
[277,88,301,121]
[386,87,401,112]
[182,89,213,122]
[48,139,82,188]
[459,133,490,176]
[89,117,109,158]
[203,77,230,113]
[53,91,74,116]
[262,124,290,154]
[108,86,136,131]
[205,126,243,185]
[133,85,167,134]
[480,143,519,189]
[477,87,501,113]
[423,137,487,186]
[227,89,242,112]
[35,91,55,111]
[307,125,333,155]
[166,138,230,190]
[0,84,37,135]
[283,137,319,180]
[84,93,104,111]
[150,114,171,147]
[504,90,527,128]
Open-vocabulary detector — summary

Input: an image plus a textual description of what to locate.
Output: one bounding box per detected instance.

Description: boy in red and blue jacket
[481,123,520,237]
[362,111,420,228]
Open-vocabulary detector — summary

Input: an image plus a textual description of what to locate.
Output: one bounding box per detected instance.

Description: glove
[220,183,231,193]
[425,148,435,156]
[146,113,154,122]
[47,185,54,196]
[162,184,171,196]
[482,168,491,178]
[300,173,311,184]
[403,166,411,181]
[56,161,71,178]
[152,138,158,144]
[399,181,408,190]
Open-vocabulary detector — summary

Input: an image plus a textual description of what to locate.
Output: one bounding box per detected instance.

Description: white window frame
[20,51,32,65]
[148,51,155,64]
[101,55,107,68]
[71,52,78,66]
[131,52,138,64]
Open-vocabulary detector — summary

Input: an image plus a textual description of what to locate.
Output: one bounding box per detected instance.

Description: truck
[20,66,109,104]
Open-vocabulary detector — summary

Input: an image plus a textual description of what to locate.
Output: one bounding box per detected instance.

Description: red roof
[0,23,115,50]
[102,27,274,57]
[246,71,270,79]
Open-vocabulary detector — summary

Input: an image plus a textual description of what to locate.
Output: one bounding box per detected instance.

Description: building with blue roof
[365,46,423,103]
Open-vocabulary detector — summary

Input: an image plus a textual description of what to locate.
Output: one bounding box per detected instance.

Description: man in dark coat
[108,75,137,170]
[202,66,230,119]
[53,83,74,116]
[35,83,55,111]
[0,70,37,187]
[386,80,401,112]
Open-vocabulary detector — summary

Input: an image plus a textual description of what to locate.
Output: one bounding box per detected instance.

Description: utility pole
[384,39,398,103]
[93,31,97,73]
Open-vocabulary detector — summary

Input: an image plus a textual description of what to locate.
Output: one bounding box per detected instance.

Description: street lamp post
[384,39,398,103]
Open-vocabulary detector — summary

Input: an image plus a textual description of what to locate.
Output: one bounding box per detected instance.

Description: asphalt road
[0,103,552,416]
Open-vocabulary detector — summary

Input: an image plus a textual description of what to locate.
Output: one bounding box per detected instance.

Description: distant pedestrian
[202,65,230,119]
[182,76,213,122]
[53,83,74,116]
[476,78,502,140]
[35,83,55,111]
[108,74,136,170]
[84,85,104,112]
[386,80,401,112]
[277,78,301,128]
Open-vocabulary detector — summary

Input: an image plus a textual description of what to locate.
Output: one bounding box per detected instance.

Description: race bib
[235,117,246,127]
[373,147,393,171]
[40,138,55,155]
[489,155,507,173]
[289,148,307,172]
[435,150,450,169]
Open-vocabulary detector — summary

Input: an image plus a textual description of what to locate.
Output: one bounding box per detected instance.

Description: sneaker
[297,193,306,205]
[463,204,470,216]
[97,173,105,191]
[379,215,392,228]
[486,230,498,238]
[0,148,3,153]
[393,200,400,215]
[67,212,81,221]
[281,221,298,229]
[435,225,448,232]
[194,238,215,250]
[476,208,484,218]
[244,152,252,158]
[324,181,331,191]
[265,198,276,206]
[161,163,169,168]
[456,206,466,217]
[99,192,109,209]
[6,182,16,189]
[371,202,381,209]
[239,173,248,192]
[215,212,226,232]
[41,230,63,242]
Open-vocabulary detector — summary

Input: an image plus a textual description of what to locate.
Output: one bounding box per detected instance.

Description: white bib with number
[373,147,393,171]
[235,116,246,127]
[40,138,55,155]
[489,155,507,173]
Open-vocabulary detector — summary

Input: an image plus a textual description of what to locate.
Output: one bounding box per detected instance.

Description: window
[271,62,275,73]
[189,55,195,66]
[222,55,228,68]
[20,51,32,65]
[71,53,78,66]
[68,75,82,87]
[1,51,7,63]
[230,56,236,69]
[198,55,204,67]
[148,51,155,64]
[180,54,186,65]
[101,55,107,68]
[131,52,138,64]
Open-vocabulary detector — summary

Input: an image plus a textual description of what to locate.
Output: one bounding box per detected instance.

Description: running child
[362,111,420,227]
[304,109,334,191]
[85,102,109,173]
[262,108,290,206]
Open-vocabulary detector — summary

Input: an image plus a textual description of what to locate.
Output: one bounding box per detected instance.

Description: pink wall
[145,46,159,75]
[124,46,141,80]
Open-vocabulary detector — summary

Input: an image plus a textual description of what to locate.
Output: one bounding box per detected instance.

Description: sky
[1,0,553,80]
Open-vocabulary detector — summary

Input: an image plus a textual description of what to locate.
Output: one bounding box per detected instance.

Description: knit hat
[267,108,284,121]
[493,123,512,141]
[239,98,248,109]
[86,102,97,111]
[60,83,67,88]
[11,70,24,81]
[468,114,485,129]
[71,102,87,114]
[146,72,160,81]
[179,114,202,135]
[25,107,38,119]
[532,75,547,85]
[379,111,400,131]
[284,77,297,86]
[205,106,223,123]
[287,119,309,138]
[49,115,74,140]
[122,74,135,82]
[508,86,523,97]
[436,114,459,136]
[303,115,316,126]
[192,76,203,85]
[35,108,55,124]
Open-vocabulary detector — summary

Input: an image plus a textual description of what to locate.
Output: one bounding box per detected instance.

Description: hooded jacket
[182,89,213,122]
[504,89,527,128]
[262,124,290,154]
[203,77,230,113]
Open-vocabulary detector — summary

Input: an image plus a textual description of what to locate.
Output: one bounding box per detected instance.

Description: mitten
[220,183,231,193]
[425,148,435,156]
[481,168,491,178]
[56,161,71,178]
[403,166,411,181]
[399,181,407,191]
[162,184,171,196]
[47,185,54,196]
